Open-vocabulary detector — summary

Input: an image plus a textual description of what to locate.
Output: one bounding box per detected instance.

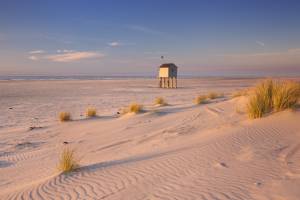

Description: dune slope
[0,96,300,200]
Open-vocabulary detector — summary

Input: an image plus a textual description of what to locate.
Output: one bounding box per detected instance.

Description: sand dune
[0,78,300,199]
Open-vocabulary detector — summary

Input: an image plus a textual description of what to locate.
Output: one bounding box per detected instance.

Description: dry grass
[272,81,300,111]
[232,89,248,98]
[154,97,167,106]
[194,95,207,105]
[57,147,79,173]
[122,103,143,114]
[247,80,273,119]
[129,103,143,113]
[207,92,218,99]
[86,107,97,117]
[247,79,300,119]
[59,112,71,122]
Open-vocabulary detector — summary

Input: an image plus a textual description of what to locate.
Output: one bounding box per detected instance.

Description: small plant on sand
[207,92,218,99]
[86,107,97,117]
[272,81,300,111]
[154,97,167,106]
[59,112,71,122]
[232,89,248,98]
[57,147,79,173]
[129,103,143,113]
[247,79,274,119]
[194,95,207,105]
[246,79,300,119]
[122,103,143,114]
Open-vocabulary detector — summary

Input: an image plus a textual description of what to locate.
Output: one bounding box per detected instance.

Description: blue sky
[1,0,300,76]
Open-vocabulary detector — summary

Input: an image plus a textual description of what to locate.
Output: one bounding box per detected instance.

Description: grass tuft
[59,112,71,122]
[247,79,274,119]
[194,95,207,105]
[86,107,97,117]
[57,147,78,173]
[246,79,300,119]
[207,92,218,99]
[129,103,143,113]
[232,89,248,98]
[272,81,300,111]
[122,103,143,114]
[154,97,167,106]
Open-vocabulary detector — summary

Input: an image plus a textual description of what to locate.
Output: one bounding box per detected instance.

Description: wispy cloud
[127,25,164,35]
[28,55,38,60]
[255,41,265,47]
[46,51,104,62]
[56,49,74,53]
[28,50,105,62]
[108,41,121,47]
[29,50,46,54]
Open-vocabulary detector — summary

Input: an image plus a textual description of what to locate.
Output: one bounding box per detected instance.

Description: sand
[0,77,300,200]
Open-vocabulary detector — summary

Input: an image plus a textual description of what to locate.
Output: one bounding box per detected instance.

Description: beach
[1,77,300,199]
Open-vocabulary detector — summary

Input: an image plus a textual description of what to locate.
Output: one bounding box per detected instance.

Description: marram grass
[129,103,143,113]
[247,79,300,119]
[194,95,207,105]
[154,97,167,106]
[57,147,79,173]
[86,107,97,117]
[207,92,218,99]
[272,81,300,111]
[246,79,273,119]
[122,103,143,114]
[59,112,71,122]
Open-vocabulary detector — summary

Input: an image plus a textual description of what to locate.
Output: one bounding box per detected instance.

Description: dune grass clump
[194,95,207,105]
[232,89,248,98]
[57,147,79,173]
[86,107,97,117]
[247,79,300,119]
[154,97,167,106]
[272,81,300,111]
[207,92,218,99]
[129,103,143,113]
[247,80,274,119]
[122,103,143,114]
[59,112,71,122]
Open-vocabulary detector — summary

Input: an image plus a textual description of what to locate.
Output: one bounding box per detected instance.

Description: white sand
[0,78,300,200]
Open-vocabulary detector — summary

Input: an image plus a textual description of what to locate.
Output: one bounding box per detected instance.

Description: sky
[0,0,300,77]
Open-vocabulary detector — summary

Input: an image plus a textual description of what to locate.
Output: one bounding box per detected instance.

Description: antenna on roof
[161,55,164,60]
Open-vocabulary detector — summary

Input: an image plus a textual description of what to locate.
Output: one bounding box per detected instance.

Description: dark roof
[159,63,178,68]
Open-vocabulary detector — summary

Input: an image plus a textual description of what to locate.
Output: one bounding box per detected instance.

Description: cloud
[46,51,104,62]
[29,50,45,54]
[127,25,164,35]
[108,41,121,47]
[56,49,74,53]
[28,55,38,60]
[255,41,265,47]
